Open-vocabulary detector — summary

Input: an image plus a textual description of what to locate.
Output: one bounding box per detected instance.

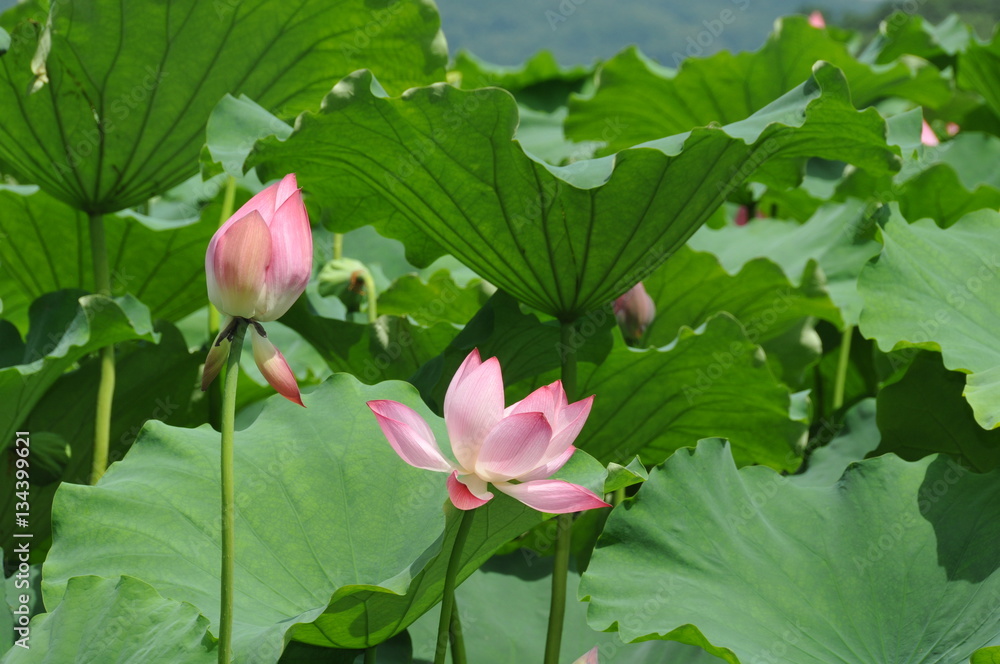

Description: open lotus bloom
[201,173,313,406]
[368,349,611,513]
[613,282,656,340]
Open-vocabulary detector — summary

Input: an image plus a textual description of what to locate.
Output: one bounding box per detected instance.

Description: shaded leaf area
[835,122,1000,229]
[376,270,491,327]
[41,377,607,656]
[249,64,898,319]
[641,245,842,349]
[858,209,1000,429]
[1,576,217,663]
[410,291,616,413]
[402,553,721,664]
[0,186,215,331]
[279,632,413,663]
[0,0,446,212]
[582,441,1000,663]
[959,28,1000,120]
[864,12,971,67]
[574,315,806,469]
[688,199,883,326]
[876,351,1000,472]
[790,398,880,487]
[0,290,157,456]
[280,296,457,385]
[0,322,199,566]
[564,16,948,154]
[450,50,593,112]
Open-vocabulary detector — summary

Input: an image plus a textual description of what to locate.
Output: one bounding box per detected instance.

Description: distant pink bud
[613,282,656,340]
[808,10,826,28]
[920,119,939,147]
[946,122,960,136]
[573,646,600,664]
[206,173,312,322]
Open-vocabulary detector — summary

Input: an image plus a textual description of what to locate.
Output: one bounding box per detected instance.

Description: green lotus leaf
[582,440,1000,663]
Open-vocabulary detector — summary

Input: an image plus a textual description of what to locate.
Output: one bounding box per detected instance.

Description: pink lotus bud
[920,119,939,147]
[808,10,826,28]
[367,349,610,513]
[613,282,656,340]
[201,174,312,405]
[206,173,312,322]
[573,647,600,664]
[946,122,960,136]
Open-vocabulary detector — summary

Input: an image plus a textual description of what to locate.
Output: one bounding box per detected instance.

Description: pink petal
[256,191,312,322]
[475,412,553,481]
[208,211,271,318]
[444,354,505,469]
[447,349,483,392]
[200,322,232,391]
[367,400,454,472]
[506,381,558,419]
[274,173,300,209]
[516,446,576,482]
[447,471,493,510]
[229,179,280,227]
[921,119,939,147]
[250,326,303,406]
[495,479,610,513]
[546,395,594,459]
[808,10,825,28]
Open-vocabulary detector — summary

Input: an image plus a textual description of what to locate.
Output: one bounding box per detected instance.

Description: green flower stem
[449,597,467,664]
[364,646,377,664]
[544,320,579,664]
[219,318,248,664]
[362,266,379,325]
[612,487,625,506]
[832,326,853,410]
[434,509,475,664]
[545,513,572,664]
[333,232,344,260]
[89,211,115,485]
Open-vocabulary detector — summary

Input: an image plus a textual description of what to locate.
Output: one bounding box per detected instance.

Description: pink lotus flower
[201,174,313,406]
[808,10,826,28]
[613,282,656,340]
[573,647,600,664]
[368,350,610,513]
[920,119,939,147]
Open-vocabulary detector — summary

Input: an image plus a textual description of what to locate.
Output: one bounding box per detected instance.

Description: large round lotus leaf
[40,376,602,660]
[582,440,1000,663]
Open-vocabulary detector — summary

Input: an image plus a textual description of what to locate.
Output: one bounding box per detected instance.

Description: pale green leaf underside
[250,63,897,318]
